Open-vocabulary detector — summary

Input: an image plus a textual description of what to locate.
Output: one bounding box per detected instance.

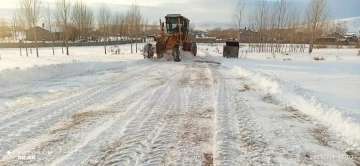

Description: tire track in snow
[171,62,215,166]
[0,63,165,165]
[139,63,203,166]
[0,63,162,160]
[231,95,272,165]
[93,86,172,166]
[218,69,275,165]
[210,66,245,166]
[48,85,161,166]
[136,66,185,166]
[78,64,184,166]
[58,64,184,166]
[0,63,156,122]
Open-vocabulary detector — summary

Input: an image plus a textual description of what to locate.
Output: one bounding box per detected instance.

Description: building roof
[25,26,51,33]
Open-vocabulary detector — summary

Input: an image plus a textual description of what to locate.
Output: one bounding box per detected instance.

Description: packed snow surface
[0,43,359,165]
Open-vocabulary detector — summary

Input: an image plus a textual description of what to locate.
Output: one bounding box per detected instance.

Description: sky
[0,0,359,24]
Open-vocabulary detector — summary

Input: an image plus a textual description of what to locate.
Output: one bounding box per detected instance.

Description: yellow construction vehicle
[144,14,197,62]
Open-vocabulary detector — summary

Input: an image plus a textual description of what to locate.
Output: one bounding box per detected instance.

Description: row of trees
[12,0,153,57]
[231,0,346,53]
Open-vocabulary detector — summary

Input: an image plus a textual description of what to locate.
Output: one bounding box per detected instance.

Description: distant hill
[332,17,360,33]
[191,21,233,31]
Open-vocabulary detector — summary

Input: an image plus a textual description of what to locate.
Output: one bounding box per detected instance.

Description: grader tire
[191,42,197,56]
[173,44,181,62]
[143,43,154,59]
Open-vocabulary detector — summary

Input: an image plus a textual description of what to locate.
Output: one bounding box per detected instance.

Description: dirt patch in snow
[262,94,279,105]
[309,125,330,146]
[167,108,214,120]
[193,60,221,65]
[239,84,252,92]
[244,84,251,91]
[180,64,211,86]
[202,153,214,166]
[179,123,212,144]
[346,150,360,166]
[149,80,166,87]
[192,72,210,85]
[174,108,214,144]
[50,110,119,134]
[281,107,310,121]
[299,151,314,165]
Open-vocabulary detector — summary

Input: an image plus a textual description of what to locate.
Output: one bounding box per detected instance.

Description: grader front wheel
[172,44,181,62]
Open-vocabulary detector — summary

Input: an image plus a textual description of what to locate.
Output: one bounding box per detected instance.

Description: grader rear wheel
[143,43,154,59]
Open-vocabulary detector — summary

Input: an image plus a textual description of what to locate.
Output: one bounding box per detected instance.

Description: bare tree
[56,0,72,55]
[326,21,348,36]
[81,7,94,41]
[54,13,64,54]
[44,3,55,55]
[11,11,24,56]
[11,12,18,42]
[273,0,289,52]
[126,2,142,53]
[118,14,126,40]
[288,7,302,52]
[148,21,159,35]
[143,18,149,36]
[306,0,329,53]
[247,9,255,52]
[233,0,246,41]
[14,8,29,56]
[98,3,111,54]
[19,0,42,57]
[72,0,93,40]
[0,18,6,40]
[254,0,269,52]
[111,12,122,43]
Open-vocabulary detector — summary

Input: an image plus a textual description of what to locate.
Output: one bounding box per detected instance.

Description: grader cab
[143,14,197,62]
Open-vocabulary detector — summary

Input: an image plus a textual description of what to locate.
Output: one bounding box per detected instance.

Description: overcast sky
[0,0,359,24]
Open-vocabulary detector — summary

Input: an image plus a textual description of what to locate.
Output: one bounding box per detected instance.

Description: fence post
[19,39,22,56]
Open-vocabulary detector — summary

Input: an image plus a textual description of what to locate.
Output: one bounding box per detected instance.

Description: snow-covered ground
[0,44,147,109]
[0,43,359,165]
[201,44,360,146]
[0,44,145,71]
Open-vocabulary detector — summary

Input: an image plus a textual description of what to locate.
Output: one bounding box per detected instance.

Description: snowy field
[0,43,359,165]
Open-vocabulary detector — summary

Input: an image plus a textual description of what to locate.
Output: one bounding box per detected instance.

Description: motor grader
[143,14,197,62]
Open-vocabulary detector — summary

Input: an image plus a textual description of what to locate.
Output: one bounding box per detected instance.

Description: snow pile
[0,60,147,88]
[232,66,360,149]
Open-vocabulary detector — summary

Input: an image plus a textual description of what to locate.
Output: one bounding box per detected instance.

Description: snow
[0,44,147,109]
[0,43,359,165]
[0,44,146,71]
[199,43,360,148]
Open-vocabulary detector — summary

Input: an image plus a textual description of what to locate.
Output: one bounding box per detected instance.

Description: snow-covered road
[0,54,358,166]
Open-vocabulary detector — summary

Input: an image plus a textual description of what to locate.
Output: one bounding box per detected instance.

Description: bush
[358,50,360,56]
[314,45,327,49]
[313,56,325,61]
